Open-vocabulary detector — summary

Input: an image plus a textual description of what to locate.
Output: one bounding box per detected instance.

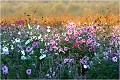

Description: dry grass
[0,1,119,26]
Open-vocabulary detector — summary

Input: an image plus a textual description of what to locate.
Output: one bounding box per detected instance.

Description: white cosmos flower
[2,47,8,52]
[2,46,9,54]
[29,32,33,35]
[37,25,40,29]
[28,24,32,29]
[25,40,30,45]
[47,29,51,33]
[15,38,20,43]
[41,38,43,42]
[47,26,50,29]
[18,32,21,35]
[21,50,25,55]
[83,65,87,69]
[38,34,42,39]
[11,45,14,50]
[21,56,27,60]
[39,54,46,60]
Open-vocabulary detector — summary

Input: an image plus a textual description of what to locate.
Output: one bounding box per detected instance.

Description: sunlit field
[0,0,120,79]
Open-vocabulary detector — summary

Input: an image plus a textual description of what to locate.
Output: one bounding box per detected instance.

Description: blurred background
[1,0,119,16]
[0,0,119,26]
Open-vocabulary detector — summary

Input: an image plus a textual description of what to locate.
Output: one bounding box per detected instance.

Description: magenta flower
[26,46,32,52]
[2,65,8,74]
[26,69,31,75]
[32,41,38,47]
[17,20,23,25]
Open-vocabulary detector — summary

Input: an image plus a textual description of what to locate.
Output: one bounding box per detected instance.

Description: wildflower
[86,39,91,44]
[28,24,32,29]
[64,46,68,51]
[17,20,23,25]
[37,25,40,29]
[93,26,97,30]
[65,37,69,41]
[18,46,22,51]
[52,72,56,76]
[112,56,117,62]
[73,43,79,48]
[26,69,31,75]
[39,54,46,60]
[15,38,20,43]
[64,58,74,63]
[50,39,55,45]
[59,48,63,53]
[26,46,32,52]
[21,50,25,55]
[47,26,51,32]
[80,39,86,44]
[2,46,9,54]
[2,65,8,74]
[38,34,42,39]
[21,55,27,60]
[32,41,38,47]
[10,45,14,50]
[67,30,72,35]
[80,58,87,64]
[83,65,87,69]
[25,40,30,45]
[55,53,59,56]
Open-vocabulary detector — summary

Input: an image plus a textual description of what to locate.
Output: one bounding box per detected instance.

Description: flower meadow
[0,19,120,79]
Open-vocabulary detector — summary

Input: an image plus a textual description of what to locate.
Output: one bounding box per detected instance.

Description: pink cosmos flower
[80,39,86,44]
[32,41,38,47]
[50,39,55,45]
[59,48,63,53]
[65,37,69,41]
[64,46,68,51]
[86,39,91,44]
[26,46,32,52]
[67,30,72,35]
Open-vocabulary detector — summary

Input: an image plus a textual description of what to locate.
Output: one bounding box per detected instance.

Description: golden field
[0,0,120,26]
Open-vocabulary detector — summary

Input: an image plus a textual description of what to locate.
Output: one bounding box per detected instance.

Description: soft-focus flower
[112,56,117,62]
[2,46,9,54]
[15,38,20,43]
[67,30,72,35]
[32,41,38,47]
[83,65,87,69]
[64,58,74,63]
[26,69,31,75]
[21,55,27,60]
[47,29,51,33]
[64,46,68,51]
[80,39,86,44]
[39,54,46,60]
[65,37,69,41]
[86,39,91,44]
[21,50,25,55]
[17,20,23,25]
[25,40,31,45]
[2,65,8,74]
[26,46,32,52]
